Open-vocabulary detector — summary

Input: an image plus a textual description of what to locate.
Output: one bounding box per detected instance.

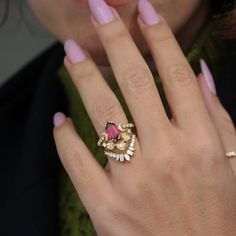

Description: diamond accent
[106,141,115,150]
[125,154,131,161]
[116,141,126,151]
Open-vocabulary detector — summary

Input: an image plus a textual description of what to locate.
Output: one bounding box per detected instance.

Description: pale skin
[28,0,236,235]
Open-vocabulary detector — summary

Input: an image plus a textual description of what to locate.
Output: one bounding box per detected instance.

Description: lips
[75,0,131,7]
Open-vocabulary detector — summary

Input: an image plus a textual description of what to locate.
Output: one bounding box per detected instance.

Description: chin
[61,21,148,66]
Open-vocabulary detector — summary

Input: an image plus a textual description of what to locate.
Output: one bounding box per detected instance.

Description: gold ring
[97,121,136,162]
[226,151,236,158]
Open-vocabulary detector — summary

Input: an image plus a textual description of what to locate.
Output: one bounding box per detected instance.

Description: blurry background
[0,0,55,85]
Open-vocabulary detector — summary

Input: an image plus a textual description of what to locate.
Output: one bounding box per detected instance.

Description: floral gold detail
[98,121,136,162]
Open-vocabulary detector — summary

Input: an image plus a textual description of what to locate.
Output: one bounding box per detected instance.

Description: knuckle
[67,148,83,168]
[103,24,129,47]
[73,61,96,85]
[94,99,121,123]
[222,110,233,127]
[62,148,87,183]
[218,105,235,135]
[221,108,232,124]
[122,66,154,94]
[167,63,195,88]
[124,173,157,206]
[67,150,95,189]
[192,137,216,158]
[146,21,174,45]
[161,153,185,178]
[191,137,223,170]
[108,202,127,221]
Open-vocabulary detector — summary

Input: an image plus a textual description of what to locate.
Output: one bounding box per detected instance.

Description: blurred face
[28,0,208,65]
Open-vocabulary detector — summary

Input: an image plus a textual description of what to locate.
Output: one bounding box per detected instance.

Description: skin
[28,0,236,234]
[28,0,209,65]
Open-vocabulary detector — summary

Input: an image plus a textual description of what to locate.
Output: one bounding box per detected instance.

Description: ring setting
[97,121,136,162]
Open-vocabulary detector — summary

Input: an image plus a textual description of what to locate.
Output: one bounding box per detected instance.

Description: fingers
[64,40,127,136]
[64,40,133,170]
[88,0,170,141]
[53,113,112,212]
[198,62,236,173]
[137,0,212,129]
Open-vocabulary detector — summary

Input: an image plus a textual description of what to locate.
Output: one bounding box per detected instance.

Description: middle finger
[88,0,170,142]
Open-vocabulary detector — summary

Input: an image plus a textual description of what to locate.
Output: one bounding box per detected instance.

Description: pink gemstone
[105,122,120,140]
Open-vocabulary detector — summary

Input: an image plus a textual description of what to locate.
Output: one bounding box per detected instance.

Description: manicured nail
[88,0,114,24]
[64,39,86,64]
[54,112,66,127]
[200,59,217,95]
[138,0,160,25]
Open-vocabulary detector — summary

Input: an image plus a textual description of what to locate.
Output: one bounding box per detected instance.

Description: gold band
[226,151,236,158]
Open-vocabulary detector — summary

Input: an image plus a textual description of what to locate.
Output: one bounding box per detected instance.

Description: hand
[53,0,236,235]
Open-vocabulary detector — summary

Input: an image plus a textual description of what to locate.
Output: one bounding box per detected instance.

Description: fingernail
[138,0,160,25]
[88,0,114,24]
[200,59,217,95]
[64,39,86,64]
[54,112,66,127]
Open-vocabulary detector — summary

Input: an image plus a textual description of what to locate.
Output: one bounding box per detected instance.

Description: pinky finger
[198,60,236,173]
[53,112,113,213]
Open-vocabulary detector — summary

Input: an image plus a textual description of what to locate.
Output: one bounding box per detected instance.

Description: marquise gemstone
[105,122,120,139]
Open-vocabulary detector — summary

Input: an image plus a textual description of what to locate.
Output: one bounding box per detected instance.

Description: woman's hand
[53,0,236,235]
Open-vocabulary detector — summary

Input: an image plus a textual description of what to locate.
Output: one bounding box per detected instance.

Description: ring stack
[97,121,136,162]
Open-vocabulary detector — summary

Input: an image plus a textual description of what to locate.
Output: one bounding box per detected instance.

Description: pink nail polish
[200,59,217,95]
[138,0,160,25]
[54,112,66,127]
[64,39,86,64]
[88,0,114,24]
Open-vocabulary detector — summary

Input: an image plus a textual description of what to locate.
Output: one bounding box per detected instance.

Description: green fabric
[58,24,226,236]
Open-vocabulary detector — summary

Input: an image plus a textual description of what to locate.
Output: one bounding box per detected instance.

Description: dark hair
[211,0,236,38]
[211,0,235,13]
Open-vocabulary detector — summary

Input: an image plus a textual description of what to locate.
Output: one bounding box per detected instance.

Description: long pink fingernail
[64,39,86,64]
[88,0,114,24]
[138,0,160,25]
[53,112,66,127]
[200,59,217,95]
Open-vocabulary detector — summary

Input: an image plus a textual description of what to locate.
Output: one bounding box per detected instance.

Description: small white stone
[127,150,134,156]
[116,155,120,161]
[125,154,131,161]
[129,147,135,151]
[120,154,124,162]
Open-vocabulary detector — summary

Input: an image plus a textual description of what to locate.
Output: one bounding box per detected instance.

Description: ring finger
[64,40,141,171]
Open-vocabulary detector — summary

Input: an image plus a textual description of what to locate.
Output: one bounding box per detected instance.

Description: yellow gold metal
[98,122,136,162]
